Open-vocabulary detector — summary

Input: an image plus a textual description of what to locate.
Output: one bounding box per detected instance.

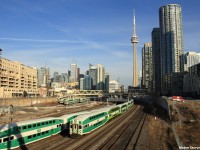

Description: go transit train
[69,100,134,137]
[0,100,133,149]
[0,111,89,150]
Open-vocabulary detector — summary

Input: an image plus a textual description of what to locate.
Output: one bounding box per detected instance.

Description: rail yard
[0,97,200,150]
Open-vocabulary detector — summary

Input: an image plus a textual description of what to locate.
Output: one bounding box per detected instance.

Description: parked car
[171,96,185,102]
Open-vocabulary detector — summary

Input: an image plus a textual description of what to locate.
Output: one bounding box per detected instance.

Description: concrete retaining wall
[155,96,169,110]
[0,97,57,107]
[153,96,171,118]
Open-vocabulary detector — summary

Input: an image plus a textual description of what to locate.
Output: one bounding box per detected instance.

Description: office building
[70,63,78,82]
[84,75,92,90]
[96,64,105,90]
[105,73,110,92]
[142,43,152,89]
[80,78,85,90]
[89,64,97,89]
[89,63,105,90]
[37,67,50,87]
[109,80,119,93]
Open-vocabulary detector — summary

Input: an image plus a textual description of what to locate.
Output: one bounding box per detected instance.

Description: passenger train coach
[0,111,89,150]
[0,117,63,150]
[0,100,133,149]
[69,100,134,137]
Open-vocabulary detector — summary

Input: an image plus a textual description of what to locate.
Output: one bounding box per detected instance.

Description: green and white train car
[60,111,89,130]
[63,98,79,105]
[0,111,91,150]
[69,100,134,137]
[58,97,68,104]
[0,117,63,150]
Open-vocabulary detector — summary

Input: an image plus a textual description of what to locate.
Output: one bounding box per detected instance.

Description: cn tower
[131,11,138,87]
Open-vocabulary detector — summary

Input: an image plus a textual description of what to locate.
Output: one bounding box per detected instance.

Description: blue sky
[0,0,200,87]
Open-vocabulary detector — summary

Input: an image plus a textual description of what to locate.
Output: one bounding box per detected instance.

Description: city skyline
[0,0,199,87]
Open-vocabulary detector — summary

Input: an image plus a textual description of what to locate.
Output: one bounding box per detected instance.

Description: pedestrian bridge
[72,90,104,97]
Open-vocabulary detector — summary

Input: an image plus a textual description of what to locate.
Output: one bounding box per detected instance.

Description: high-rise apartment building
[159,4,184,75]
[142,43,152,89]
[0,58,38,98]
[159,4,184,95]
[152,28,161,95]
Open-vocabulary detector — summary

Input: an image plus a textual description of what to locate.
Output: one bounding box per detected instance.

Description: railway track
[15,104,146,150]
[14,103,108,150]
[26,105,138,150]
[74,106,147,150]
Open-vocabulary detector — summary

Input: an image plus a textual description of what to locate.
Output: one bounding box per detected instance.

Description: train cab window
[22,126,27,130]
[0,139,2,143]
[17,127,21,131]
[28,135,32,139]
[3,137,9,142]
[10,136,14,141]
[28,125,31,128]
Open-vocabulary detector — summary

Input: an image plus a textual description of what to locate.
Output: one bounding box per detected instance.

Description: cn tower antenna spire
[131,10,139,87]
[133,10,137,36]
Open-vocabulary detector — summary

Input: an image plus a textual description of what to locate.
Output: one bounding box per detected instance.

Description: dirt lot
[173,100,200,147]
